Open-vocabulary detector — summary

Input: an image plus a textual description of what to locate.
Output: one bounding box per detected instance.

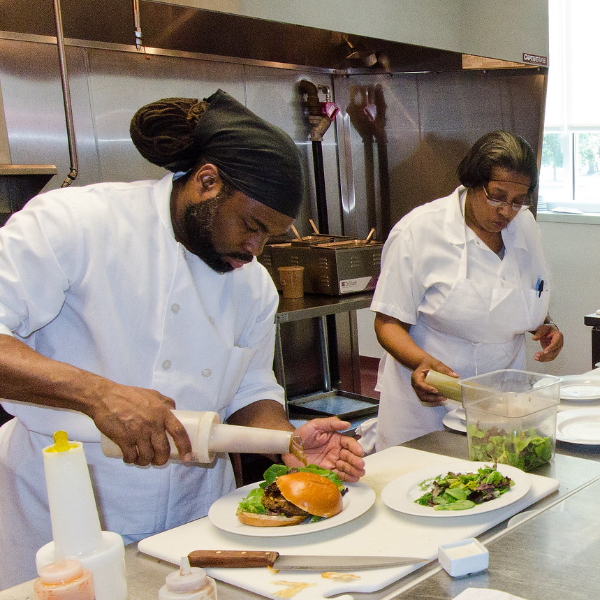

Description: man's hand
[0,335,192,466]
[532,324,564,362]
[89,382,192,466]
[283,417,366,482]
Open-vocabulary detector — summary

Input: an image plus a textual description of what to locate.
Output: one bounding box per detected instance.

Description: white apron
[375,220,550,450]
[0,338,251,590]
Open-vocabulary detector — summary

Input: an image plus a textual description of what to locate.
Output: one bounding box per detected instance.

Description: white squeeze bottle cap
[158,556,216,600]
[34,558,95,599]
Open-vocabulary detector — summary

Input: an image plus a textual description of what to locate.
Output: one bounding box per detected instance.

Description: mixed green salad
[467,424,553,471]
[414,464,514,511]
[236,463,346,520]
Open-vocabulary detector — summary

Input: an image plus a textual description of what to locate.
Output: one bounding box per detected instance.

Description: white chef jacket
[0,173,285,589]
[371,186,551,449]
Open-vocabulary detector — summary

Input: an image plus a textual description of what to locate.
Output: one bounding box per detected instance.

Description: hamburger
[236,464,347,527]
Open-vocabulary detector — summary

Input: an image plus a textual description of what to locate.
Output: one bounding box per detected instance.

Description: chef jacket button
[162,360,172,370]
[209,316,215,325]
[171,303,180,313]
[201,369,212,378]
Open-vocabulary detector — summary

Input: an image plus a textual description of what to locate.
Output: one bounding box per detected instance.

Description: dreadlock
[129,97,209,171]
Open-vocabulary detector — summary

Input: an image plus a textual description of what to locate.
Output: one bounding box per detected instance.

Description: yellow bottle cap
[45,430,77,453]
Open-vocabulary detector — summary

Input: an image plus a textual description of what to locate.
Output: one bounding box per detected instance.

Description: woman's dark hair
[457,130,538,193]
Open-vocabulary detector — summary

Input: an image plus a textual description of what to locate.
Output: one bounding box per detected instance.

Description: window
[540,0,600,214]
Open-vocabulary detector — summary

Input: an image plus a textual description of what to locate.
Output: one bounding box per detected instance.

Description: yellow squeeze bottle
[36,430,127,600]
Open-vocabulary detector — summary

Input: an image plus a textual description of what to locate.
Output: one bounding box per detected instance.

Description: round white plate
[380,461,531,518]
[208,480,375,537]
[556,408,600,444]
[558,375,600,401]
[442,408,466,433]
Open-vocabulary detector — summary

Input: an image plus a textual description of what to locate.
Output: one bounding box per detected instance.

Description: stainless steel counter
[5,431,600,600]
[395,432,600,600]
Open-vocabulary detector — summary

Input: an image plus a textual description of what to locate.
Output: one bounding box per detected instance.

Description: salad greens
[236,464,346,517]
[467,425,553,471]
[414,465,514,511]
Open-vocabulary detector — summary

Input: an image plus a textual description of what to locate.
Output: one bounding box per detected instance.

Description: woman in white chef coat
[371,130,564,450]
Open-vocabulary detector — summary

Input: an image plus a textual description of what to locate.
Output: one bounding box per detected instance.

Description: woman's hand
[374,312,458,405]
[283,417,366,482]
[411,359,459,405]
[532,324,563,362]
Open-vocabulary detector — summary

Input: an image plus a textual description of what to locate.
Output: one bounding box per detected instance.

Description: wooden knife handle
[188,550,279,568]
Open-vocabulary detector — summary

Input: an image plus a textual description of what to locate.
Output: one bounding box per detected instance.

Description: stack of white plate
[555,373,600,444]
[442,406,466,433]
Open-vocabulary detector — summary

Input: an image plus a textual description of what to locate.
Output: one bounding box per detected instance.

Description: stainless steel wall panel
[0,39,103,189]
[84,48,245,183]
[241,67,342,237]
[0,36,545,236]
[340,69,545,233]
[336,74,423,240]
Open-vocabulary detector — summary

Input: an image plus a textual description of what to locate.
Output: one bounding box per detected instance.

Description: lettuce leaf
[415,465,513,511]
[467,425,552,471]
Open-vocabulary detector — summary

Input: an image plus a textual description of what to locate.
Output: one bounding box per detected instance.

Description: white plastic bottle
[101,410,302,464]
[159,557,216,600]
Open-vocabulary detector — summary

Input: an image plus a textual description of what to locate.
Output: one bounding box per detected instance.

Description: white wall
[357,217,600,378]
[159,0,548,65]
[528,218,600,376]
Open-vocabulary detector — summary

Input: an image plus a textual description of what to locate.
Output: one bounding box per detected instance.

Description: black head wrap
[192,90,304,218]
[131,90,305,218]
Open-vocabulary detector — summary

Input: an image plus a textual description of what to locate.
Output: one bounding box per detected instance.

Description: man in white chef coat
[0,90,365,589]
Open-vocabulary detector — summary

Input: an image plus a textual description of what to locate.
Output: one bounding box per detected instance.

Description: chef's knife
[188,550,428,571]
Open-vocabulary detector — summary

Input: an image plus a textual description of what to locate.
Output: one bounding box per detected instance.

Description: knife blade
[188,550,428,571]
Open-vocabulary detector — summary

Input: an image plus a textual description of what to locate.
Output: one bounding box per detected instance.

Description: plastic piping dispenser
[35,430,128,600]
[100,410,304,464]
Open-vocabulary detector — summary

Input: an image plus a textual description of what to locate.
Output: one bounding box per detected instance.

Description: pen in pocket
[536,278,544,297]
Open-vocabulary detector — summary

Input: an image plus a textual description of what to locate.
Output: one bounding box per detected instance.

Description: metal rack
[274,292,378,422]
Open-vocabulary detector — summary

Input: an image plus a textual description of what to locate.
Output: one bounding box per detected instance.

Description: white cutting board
[138,447,559,599]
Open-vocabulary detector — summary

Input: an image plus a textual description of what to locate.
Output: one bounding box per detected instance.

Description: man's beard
[182,191,253,274]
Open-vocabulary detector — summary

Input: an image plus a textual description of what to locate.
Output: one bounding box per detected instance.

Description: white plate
[442,409,466,433]
[380,461,531,518]
[556,408,600,444]
[208,480,375,537]
[559,375,600,401]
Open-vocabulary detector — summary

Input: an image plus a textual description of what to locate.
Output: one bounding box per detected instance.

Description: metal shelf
[274,291,377,420]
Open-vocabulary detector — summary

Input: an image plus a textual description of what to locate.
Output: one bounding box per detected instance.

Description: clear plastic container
[458,369,561,472]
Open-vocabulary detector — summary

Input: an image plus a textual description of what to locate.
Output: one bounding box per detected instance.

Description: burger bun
[277,471,343,518]
[236,511,307,527]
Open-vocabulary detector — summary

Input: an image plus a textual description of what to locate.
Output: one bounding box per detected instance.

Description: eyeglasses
[482,183,531,212]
